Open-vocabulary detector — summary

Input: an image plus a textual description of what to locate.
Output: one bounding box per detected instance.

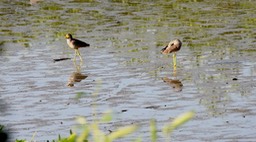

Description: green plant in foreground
[14,111,194,142]
[15,131,37,142]
[163,111,195,135]
[58,110,138,142]
[0,124,4,132]
[57,111,195,142]
[15,140,26,142]
[150,119,157,142]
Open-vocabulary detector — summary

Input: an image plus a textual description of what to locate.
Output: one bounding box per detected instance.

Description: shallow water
[1,0,256,141]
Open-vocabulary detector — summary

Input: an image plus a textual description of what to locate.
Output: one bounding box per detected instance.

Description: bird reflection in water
[162,77,183,92]
[162,59,183,92]
[162,65,183,92]
[67,61,88,87]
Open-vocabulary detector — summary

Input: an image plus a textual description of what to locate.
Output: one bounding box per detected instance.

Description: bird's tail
[80,43,90,47]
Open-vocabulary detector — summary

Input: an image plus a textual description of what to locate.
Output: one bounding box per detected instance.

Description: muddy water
[1,0,256,141]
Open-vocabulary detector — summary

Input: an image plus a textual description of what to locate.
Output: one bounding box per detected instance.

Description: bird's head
[162,39,182,54]
[65,33,72,39]
[169,39,182,49]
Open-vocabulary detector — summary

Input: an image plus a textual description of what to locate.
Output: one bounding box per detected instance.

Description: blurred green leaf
[101,110,113,122]
[163,111,195,136]
[76,116,87,125]
[59,133,76,142]
[0,125,4,132]
[15,140,26,142]
[150,119,157,142]
[91,123,106,142]
[107,125,138,141]
[77,127,89,142]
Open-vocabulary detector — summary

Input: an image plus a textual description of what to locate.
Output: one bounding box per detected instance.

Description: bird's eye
[171,43,174,46]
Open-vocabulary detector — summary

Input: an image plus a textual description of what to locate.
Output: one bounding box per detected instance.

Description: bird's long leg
[173,68,177,77]
[173,52,177,68]
[73,49,78,61]
[76,49,83,62]
[73,59,81,72]
[173,53,177,76]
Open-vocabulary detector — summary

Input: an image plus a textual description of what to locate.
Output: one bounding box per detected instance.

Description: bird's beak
[161,45,168,53]
[65,34,69,39]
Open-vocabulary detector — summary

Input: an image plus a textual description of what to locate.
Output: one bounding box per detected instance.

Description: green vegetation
[0,124,4,132]
[14,111,194,142]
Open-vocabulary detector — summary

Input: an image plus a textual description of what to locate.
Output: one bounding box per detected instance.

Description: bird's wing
[73,38,90,47]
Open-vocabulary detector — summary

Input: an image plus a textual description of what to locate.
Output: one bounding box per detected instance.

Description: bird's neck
[67,38,72,43]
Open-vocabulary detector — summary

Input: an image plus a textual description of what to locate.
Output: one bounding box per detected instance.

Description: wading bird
[161,39,182,67]
[65,33,90,61]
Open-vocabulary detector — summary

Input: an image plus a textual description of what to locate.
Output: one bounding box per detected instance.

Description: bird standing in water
[65,33,90,61]
[161,39,182,67]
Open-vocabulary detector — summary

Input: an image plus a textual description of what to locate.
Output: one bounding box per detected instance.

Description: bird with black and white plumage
[65,33,90,61]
